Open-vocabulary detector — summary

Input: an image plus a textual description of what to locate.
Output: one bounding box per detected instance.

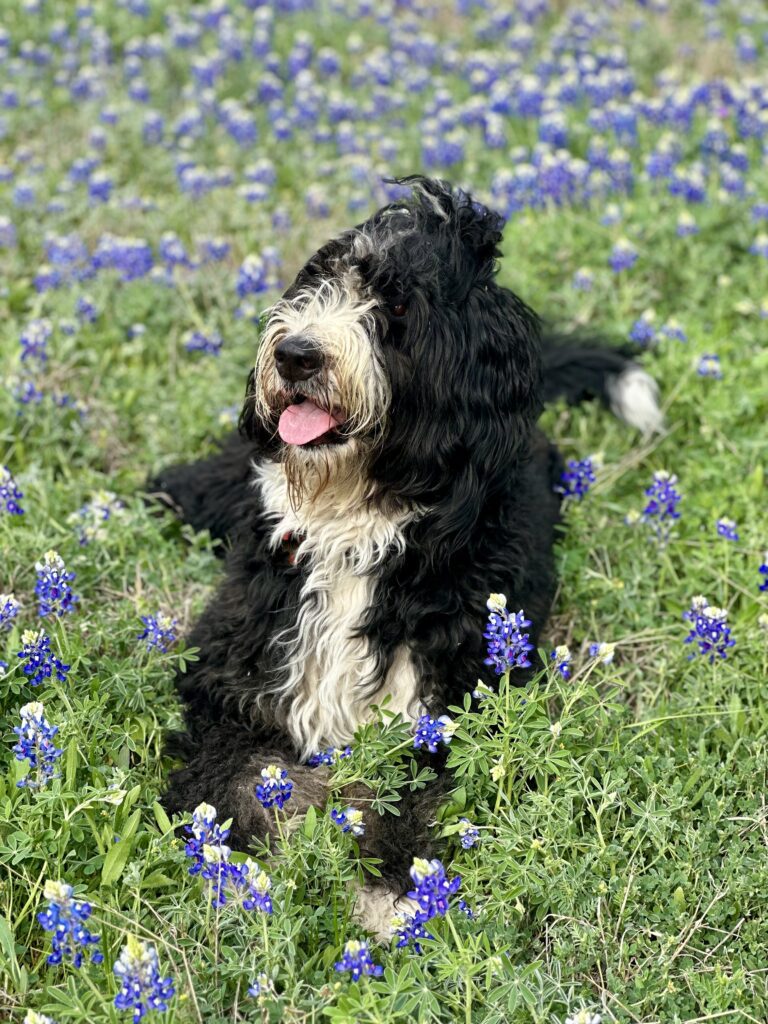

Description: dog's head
[241,176,542,546]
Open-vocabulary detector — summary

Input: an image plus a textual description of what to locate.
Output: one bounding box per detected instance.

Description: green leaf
[304,803,317,838]
[101,808,141,886]
[152,801,173,835]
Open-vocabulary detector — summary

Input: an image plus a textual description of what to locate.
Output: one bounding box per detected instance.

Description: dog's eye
[391,303,407,318]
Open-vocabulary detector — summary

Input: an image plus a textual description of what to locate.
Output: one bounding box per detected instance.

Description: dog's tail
[540,334,663,433]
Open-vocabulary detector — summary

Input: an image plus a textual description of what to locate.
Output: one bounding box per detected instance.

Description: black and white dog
[154,177,660,930]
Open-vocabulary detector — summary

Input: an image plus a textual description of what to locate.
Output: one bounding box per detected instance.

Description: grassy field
[1,1,768,1022]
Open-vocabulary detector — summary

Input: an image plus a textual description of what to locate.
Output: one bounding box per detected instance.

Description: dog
[153,176,661,934]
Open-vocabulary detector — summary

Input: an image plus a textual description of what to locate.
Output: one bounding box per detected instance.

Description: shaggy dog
[153,176,661,932]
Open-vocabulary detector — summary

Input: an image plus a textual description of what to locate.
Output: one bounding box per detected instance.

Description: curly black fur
[152,177,659,894]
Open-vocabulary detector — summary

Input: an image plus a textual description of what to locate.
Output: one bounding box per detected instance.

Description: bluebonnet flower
[255,765,293,809]
[75,295,98,323]
[334,940,383,981]
[1,466,25,515]
[676,211,699,236]
[37,880,103,967]
[0,216,17,248]
[571,267,594,291]
[69,490,123,545]
[483,594,534,675]
[232,861,273,913]
[393,912,434,954]
[683,596,735,663]
[1,592,20,630]
[184,803,232,906]
[413,713,456,753]
[248,973,275,999]
[20,318,53,363]
[550,644,571,678]
[458,818,479,849]
[716,517,739,541]
[113,936,175,1021]
[331,806,365,836]
[17,630,70,686]
[184,330,223,356]
[472,679,494,700]
[629,310,656,345]
[308,745,352,767]
[697,353,722,378]
[35,551,78,617]
[198,237,230,262]
[92,234,153,281]
[137,614,177,653]
[13,701,63,789]
[759,553,768,592]
[609,238,638,272]
[588,642,616,664]
[559,455,600,499]
[24,1011,57,1024]
[401,857,462,937]
[660,319,687,342]
[641,470,682,545]
[236,255,268,297]
[749,233,768,259]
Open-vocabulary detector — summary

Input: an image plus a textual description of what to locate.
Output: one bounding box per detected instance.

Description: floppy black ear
[370,280,542,569]
[394,175,506,283]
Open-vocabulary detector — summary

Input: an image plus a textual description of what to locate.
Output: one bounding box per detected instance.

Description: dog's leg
[163,724,332,848]
[146,431,257,545]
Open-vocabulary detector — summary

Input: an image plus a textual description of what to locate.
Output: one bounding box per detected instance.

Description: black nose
[274,335,324,382]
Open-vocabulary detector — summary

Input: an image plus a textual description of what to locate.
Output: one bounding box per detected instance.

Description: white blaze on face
[252,275,390,445]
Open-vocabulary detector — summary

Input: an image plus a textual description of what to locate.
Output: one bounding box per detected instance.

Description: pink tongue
[278,400,343,445]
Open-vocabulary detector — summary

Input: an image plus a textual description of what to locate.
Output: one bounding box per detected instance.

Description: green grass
[2,1,768,1022]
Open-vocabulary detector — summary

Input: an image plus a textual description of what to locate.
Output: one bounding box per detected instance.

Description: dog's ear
[370,281,541,568]
[238,368,259,440]
[395,175,505,278]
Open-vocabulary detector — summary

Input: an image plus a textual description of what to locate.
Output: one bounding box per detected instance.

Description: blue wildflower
[629,310,656,346]
[660,319,687,342]
[113,937,175,1021]
[550,644,572,678]
[641,470,682,546]
[35,551,78,617]
[255,765,293,810]
[408,857,461,920]
[609,237,638,272]
[69,490,123,545]
[1,465,25,515]
[248,973,275,999]
[233,862,273,913]
[393,912,434,954]
[37,880,103,967]
[331,807,365,837]
[1,592,20,630]
[749,233,768,259]
[236,254,268,297]
[17,630,70,687]
[588,642,616,664]
[716,517,739,541]
[571,267,594,291]
[75,295,98,323]
[334,940,383,981]
[13,701,63,789]
[483,594,534,675]
[184,330,223,356]
[559,456,600,499]
[697,353,722,378]
[24,1011,57,1024]
[137,614,177,653]
[20,318,53,363]
[759,554,768,592]
[413,713,456,753]
[184,802,230,876]
[676,211,699,236]
[683,596,735,663]
[458,819,480,849]
[307,745,352,767]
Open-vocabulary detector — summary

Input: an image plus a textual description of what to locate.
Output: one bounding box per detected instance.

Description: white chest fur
[256,462,421,758]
